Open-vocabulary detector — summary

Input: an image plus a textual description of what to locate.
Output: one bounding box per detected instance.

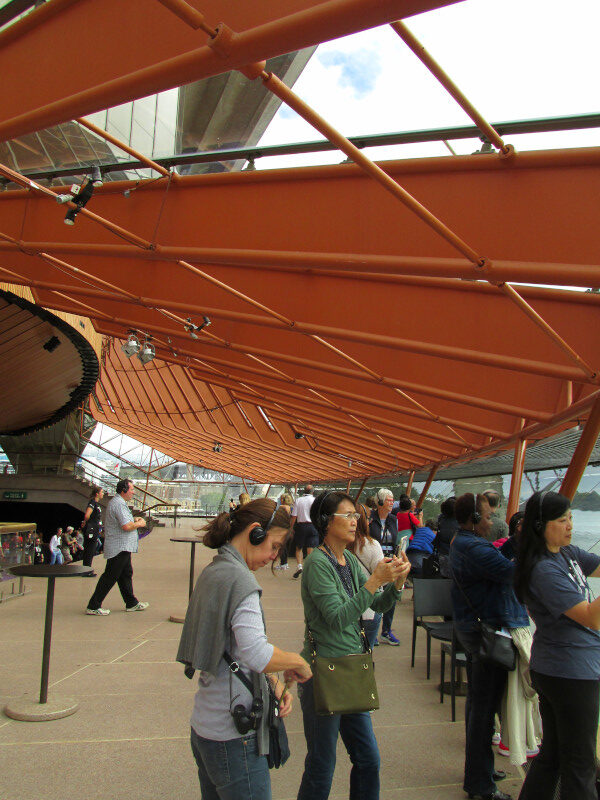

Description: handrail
[4,112,599,186]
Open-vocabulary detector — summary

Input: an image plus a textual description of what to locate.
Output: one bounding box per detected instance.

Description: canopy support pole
[417,466,438,507]
[560,396,600,499]
[406,470,415,497]
[506,439,527,520]
[354,476,368,503]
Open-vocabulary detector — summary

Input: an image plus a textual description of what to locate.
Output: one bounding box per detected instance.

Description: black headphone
[533,491,547,534]
[377,489,386,507]
[249,504,278,546]
[318,490,336,534]
[472,493,482,525]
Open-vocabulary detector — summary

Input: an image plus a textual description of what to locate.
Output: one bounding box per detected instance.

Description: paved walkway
[0,523,524,799]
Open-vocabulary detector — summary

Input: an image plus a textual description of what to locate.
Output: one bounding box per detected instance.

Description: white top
[191,591,273,740]
[103,494,139,559]
[291,493,315,523]
[353,538,384,621]
[49,535,60,554]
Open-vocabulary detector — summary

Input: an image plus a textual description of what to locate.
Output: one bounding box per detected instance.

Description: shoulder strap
[223,650,255,695]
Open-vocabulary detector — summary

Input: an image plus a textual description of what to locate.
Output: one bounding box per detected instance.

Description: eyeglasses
[332,512,360,521]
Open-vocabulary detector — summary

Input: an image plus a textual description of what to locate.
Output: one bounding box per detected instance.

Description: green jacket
[300,547,401,660]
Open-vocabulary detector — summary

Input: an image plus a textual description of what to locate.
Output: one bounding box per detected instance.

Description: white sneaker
[492,732,501,745]
[280,564,289,570]
[126,601,149,612]
[86,607,110,616]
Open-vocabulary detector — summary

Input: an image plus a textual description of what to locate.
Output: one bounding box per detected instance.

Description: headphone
[318,490,336,534]
[249,504,278,546]
[471,493,482,525]
[376,489,387,507]
[533,491,547,533]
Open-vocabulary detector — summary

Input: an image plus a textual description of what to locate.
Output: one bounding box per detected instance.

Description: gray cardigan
[176,543,271,754]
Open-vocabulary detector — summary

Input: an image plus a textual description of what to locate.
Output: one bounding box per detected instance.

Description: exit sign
[3,491,27,500]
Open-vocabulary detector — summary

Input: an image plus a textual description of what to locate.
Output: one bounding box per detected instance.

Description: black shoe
[493,770,506,782]
[467,791,512,800]
[292,566,303,579]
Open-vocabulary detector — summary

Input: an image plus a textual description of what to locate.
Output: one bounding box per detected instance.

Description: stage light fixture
[294,431,305,440]
[64,208,78,225]
[184,315,211,339]
[56,193,72,204]
[91,166,103,187]
[122,332,141,357]
[213,442,223,453]
[137,340,156,365]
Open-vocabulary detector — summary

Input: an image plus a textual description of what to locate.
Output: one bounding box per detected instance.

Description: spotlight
[91,166,103,187]
[184,316,211,339]
[294,431,304,440]
[43,335,61,353]
[121,332,141,357]
[64,208,78,225]
[137,340,155,365]
[213,442,222,453]
[61,178,95,226]
[56,193,72,204]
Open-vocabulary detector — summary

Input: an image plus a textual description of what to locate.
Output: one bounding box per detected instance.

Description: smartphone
[394,535,410,556]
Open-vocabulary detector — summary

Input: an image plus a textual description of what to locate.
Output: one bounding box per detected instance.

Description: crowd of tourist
[174,483,599,800]
[23,477,596,800]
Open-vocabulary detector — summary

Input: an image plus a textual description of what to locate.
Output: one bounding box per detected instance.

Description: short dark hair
[508,511,524,538]
[310,490,355,543]
[440,497,456,518]
[455,493,489,525]
[398,494,412,511]
[483,490,501,509]
[116,478,132,495]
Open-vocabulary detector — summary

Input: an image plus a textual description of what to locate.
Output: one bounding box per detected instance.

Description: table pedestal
[4,695,79,721]
[3,563,91,721]
[169,537,200,624]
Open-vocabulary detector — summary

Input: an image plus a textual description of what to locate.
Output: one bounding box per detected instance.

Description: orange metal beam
[391,21,510,154]
[497,282,597,381]
[155,0,213,31]
[560,395,600,500]
[505,438,527,520]
[262,71,483,265]
[0,0,458,141]
[417,465,438,506]
[76,117,172,179]
[406,471,415,496]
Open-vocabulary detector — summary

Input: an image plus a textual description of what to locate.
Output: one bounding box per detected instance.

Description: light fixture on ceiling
[121,332,141,357]
[213,442,223,453]
[91,166,103,187]
[42,335,61,353]
[294,431,305,440]
[137,339,156,365]
[59,177,95,225]
[184,315,211,339]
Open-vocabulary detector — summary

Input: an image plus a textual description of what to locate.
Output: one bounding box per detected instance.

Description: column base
[4,694,79,721]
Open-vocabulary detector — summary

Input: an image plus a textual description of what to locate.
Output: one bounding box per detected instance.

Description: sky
[256,0,600,169]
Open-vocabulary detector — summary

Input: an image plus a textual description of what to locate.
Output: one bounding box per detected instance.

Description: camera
[232,696,263,734]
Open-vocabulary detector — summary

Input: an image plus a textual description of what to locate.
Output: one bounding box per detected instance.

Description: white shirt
[291,493,315,523]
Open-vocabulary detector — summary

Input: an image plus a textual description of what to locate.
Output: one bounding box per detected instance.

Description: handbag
[306,566,379,714]
[451,568,516,671]
[223,651,290,769]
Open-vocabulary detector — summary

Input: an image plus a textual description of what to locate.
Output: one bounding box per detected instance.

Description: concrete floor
[0,523,524,799]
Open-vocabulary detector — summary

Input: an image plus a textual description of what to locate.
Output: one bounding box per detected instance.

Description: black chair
[411,578,454,679]
[439,626,467,721]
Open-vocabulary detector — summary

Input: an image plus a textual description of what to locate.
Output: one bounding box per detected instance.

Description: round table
[4,563,93,721]
[169,536,202,623]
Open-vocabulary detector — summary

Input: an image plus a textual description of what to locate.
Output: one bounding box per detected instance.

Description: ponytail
[202,498,291,549]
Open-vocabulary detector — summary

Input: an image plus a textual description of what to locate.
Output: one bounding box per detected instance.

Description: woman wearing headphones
[297,490,410,800]
[516,491,600,800]
[449,493,529,800]
[177,498,312,800]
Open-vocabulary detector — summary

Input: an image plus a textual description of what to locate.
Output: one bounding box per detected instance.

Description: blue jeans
[362,614,382,649]
[297,678,380,800]
[190,728,271,800]
[457,630,507,797]
[49,550,63,565]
